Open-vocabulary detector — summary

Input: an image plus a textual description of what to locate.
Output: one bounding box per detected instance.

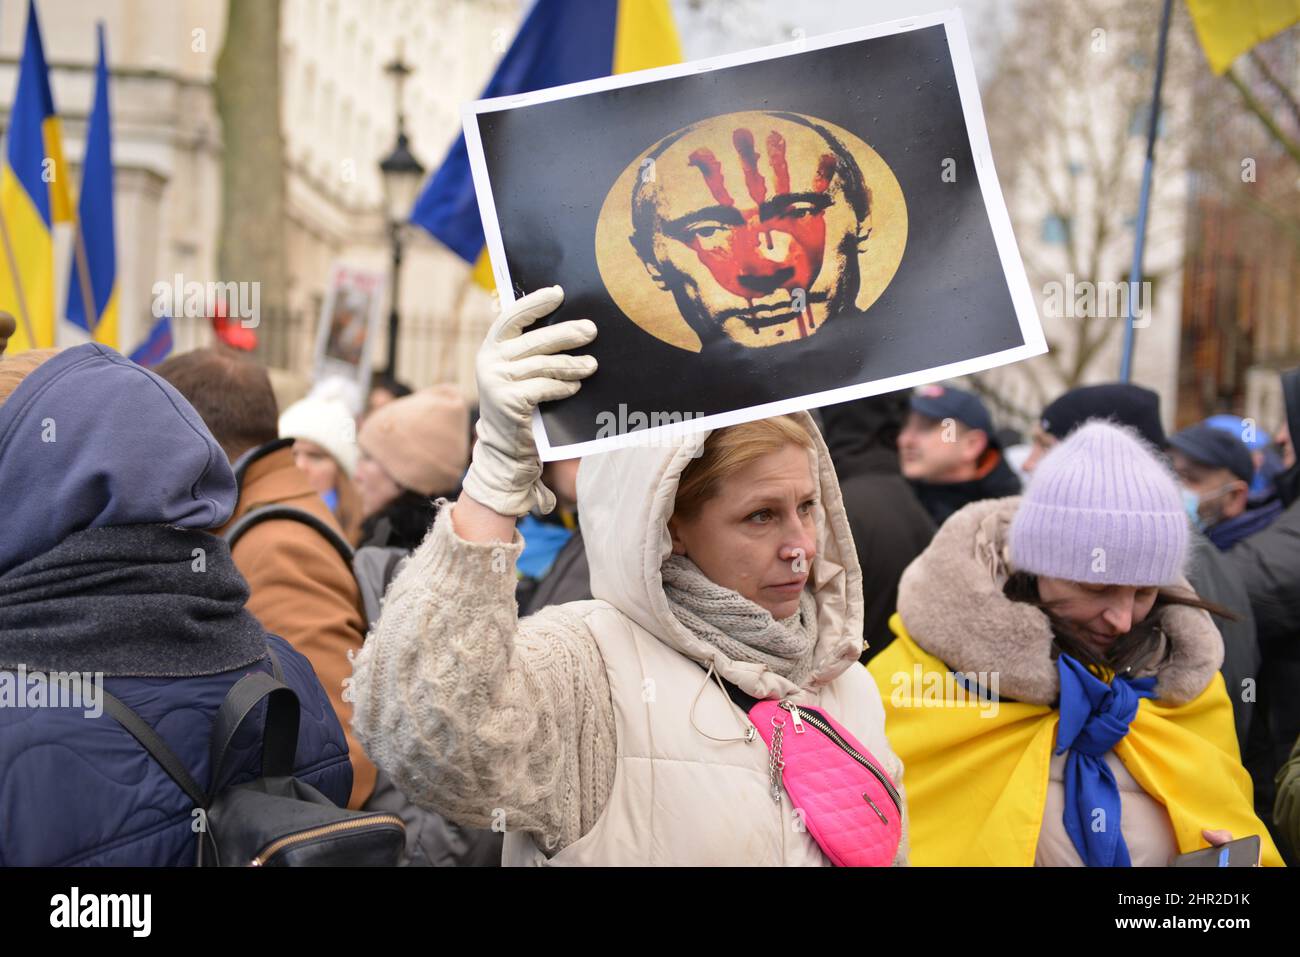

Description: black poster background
[475,24,1027,452]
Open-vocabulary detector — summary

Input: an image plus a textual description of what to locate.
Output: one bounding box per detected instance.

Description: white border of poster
[312,262,386,409]
[462,8,1046,461]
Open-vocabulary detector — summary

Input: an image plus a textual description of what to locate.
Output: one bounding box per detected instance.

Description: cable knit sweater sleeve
[346,506,618,853]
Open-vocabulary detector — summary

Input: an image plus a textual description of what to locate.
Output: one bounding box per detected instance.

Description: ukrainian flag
[0,0,73,353]
[411,0,681,289]
[129,314,173,367]
[1187,0,1300,75]
[66,24,117,349]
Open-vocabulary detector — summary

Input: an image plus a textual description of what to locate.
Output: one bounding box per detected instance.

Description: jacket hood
[0,343,236,576]
[577,411,864,701]
[896,496,1223,705]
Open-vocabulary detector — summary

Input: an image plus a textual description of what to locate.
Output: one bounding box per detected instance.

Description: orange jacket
[218,445,376,808]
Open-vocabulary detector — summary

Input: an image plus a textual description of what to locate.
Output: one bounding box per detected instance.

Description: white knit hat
[279,396,358,477]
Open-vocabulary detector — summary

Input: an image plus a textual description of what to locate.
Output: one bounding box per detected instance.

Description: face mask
[1196,481,1245,529]
[1181,486,1205,532]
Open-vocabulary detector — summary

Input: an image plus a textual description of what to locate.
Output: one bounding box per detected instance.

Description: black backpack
[101,650,405,866]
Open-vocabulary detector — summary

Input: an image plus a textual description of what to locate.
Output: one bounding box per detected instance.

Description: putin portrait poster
[463,9,1046,460]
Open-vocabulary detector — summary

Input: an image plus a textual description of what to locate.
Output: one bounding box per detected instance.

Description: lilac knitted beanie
[1009,420,1187,586]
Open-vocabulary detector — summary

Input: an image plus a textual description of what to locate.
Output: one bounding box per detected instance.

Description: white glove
[460,285,597,517]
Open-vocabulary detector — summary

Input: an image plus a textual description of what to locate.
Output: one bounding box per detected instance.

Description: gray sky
[671,0,1014,84]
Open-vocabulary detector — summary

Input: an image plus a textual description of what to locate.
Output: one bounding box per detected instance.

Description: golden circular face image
[595,110,908,353]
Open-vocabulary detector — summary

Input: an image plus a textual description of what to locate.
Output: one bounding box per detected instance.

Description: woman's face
[355,451,404,519]
[667,443,819,619]
[1037,577,1159,656]
[291,439,339,497]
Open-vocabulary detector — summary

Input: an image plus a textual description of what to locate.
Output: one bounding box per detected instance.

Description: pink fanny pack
[749,699,901,867]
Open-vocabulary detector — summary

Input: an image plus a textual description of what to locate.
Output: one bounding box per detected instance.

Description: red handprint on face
[679,128,837,337]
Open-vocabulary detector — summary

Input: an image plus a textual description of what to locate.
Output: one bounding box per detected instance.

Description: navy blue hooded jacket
[0,344,351,865]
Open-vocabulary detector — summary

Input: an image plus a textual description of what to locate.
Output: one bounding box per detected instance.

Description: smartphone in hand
[1172,835,1260,867]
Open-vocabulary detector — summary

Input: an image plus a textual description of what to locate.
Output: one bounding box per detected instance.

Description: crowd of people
[1,286,1297,867]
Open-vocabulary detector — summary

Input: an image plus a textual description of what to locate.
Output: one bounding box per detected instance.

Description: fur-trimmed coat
[891,496,1244,866]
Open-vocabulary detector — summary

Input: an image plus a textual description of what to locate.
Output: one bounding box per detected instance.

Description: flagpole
[72,22,109,342]
[1119,0,1174,383]
[70,218,99,336]
[0,205,37,348]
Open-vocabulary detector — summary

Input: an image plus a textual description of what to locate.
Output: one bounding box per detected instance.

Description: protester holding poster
[348,286,908,866]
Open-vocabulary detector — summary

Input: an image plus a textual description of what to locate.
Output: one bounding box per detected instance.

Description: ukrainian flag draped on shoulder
[66,24,118,349]
[0,0,74,353]
[868,614,1284,866]
[410,0,681,290]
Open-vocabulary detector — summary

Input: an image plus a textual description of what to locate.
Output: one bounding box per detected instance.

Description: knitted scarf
[0,523,268,676]
[661,554,820,686]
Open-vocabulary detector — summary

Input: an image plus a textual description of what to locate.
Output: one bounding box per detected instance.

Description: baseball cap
[1167,422,1254,484]
[910,384,997,446]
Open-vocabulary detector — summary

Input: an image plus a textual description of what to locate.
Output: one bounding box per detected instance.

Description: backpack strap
[224,504,355,572]
[207,672,301,799]
[100,691,207,807]
[100,645,294,808]
[266,643,285,682]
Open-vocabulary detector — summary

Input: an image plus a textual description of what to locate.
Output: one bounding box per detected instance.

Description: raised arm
[346,287,616,852]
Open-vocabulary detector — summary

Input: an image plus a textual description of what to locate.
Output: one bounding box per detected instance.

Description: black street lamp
[379,48,425,379]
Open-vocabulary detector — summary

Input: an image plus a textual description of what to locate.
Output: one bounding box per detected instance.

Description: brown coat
[219,445,376,808]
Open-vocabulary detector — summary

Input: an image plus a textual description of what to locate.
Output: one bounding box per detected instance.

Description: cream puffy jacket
[348,411,908,865]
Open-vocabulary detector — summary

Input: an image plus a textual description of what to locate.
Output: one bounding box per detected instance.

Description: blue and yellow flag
[129,315,173,367]
[868,615,1285,866]
[411,0,681,289]
[66,24,117,349]
[1187,0,1300,75]
[0,0,73,353]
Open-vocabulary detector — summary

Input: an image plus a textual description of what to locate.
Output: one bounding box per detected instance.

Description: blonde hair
[674,415,815,519]
[0,349,59,407]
